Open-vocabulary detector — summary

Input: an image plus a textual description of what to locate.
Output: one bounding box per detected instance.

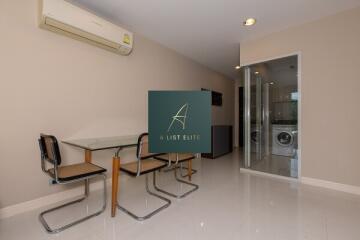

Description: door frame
[238,87,244,147]
[240,51,302,179]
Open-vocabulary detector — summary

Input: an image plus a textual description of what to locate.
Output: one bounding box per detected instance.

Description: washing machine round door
[276,131,294,146]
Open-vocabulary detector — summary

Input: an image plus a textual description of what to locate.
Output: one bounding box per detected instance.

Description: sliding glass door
[244,67,268,168]
[243,55,299,178]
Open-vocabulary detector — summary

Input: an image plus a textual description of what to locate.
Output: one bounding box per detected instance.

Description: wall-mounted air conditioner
[39,0,133,55]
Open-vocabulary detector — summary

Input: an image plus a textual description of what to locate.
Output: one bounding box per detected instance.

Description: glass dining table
[63,134,195,217]
[62,135,139,217]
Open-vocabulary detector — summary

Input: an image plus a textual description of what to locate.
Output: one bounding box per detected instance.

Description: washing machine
[272,124,297,157]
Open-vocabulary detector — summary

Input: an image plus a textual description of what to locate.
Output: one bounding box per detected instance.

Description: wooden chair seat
[120,159,167,176]
[155,153,195,163]
[48,163,106,181]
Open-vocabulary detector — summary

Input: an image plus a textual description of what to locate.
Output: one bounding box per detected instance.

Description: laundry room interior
[240,55,299,178]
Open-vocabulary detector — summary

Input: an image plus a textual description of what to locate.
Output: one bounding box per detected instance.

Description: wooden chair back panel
[39,134,62,165]
[139,135,151,159]
[137,133,162,159]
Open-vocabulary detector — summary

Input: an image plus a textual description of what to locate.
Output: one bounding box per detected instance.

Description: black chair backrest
[38,134,62,166]
[136,133,162,160]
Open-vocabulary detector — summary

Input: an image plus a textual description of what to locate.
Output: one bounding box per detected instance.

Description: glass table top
[62,135,139,151]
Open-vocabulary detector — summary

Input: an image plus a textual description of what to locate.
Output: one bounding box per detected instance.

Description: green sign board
[148,91,211,153]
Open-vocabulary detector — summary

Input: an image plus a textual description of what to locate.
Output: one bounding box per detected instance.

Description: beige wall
[239,7,360,186]
[0,0,234,207]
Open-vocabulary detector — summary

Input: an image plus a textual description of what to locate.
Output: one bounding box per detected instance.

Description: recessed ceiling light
[269,82,274,85]
[243,18,256,26]
[235,65,241,70]
[254,71,259,74]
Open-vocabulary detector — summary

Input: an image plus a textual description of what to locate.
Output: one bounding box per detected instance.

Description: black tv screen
[201,88,222,106]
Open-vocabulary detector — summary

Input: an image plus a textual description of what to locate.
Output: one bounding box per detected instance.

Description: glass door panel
[243,55,299,178]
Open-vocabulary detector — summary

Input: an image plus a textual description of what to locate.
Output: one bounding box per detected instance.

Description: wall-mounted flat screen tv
[201,88,222,106]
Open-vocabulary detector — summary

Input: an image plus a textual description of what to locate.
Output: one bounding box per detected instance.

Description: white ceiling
[72,0,360,79]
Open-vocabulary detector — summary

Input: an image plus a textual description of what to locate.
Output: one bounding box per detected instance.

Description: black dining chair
[154,153,199,198]
[116,133,171,221]
[38,134,107,234]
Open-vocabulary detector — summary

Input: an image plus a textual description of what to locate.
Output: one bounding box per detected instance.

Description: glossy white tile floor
[248,152,294,178]
[1,150,360,240]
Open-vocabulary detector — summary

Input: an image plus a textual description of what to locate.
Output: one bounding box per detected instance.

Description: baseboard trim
[240,168,299,182]
[0,178,112,220]
[301,177,360,195]
[239,169,360,195]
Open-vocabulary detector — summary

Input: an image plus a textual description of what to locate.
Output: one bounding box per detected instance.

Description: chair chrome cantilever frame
[154,153,199,199]
[164,162,198,178]
[38,134,107,234]
[117,133,171,221]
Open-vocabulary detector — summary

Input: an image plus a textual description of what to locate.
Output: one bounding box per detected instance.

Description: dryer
[251,125,260,153]
[272,124,297,157]
[251,125,263,153]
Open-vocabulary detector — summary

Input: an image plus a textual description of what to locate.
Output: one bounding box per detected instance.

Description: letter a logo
[167,103,189,132]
